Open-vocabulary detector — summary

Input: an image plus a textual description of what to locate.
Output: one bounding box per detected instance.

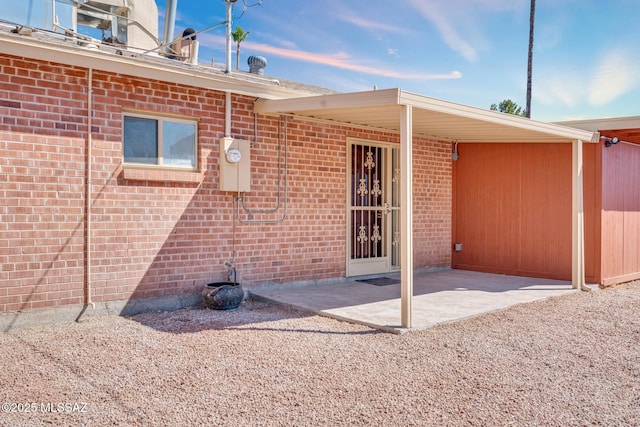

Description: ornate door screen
[347,140,400,277]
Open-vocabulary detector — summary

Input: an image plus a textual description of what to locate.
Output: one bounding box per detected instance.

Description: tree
[490,99,526,116]
[525,0,536,118]
[231,26,250,70]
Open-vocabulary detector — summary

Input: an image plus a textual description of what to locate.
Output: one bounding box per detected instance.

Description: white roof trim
[398,91,598,142]
[556,116,640,132]
[0,31,312,100]
[255,88,599,144]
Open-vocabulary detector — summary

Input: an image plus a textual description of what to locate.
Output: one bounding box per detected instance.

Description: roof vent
[248,55,267,75]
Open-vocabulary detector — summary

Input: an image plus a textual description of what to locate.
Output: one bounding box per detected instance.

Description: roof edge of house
[555,116,640,132]
[0,29,319,100]
[399,90,599,143]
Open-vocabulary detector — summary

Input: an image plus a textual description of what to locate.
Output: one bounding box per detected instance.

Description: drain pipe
[85,68,94,310]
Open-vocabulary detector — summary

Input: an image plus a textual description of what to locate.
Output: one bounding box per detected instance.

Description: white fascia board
[255,87,599,144]
[399,90,599,143]
[556,116,640,132]
[0,34,309,100]
[254,88,401,115]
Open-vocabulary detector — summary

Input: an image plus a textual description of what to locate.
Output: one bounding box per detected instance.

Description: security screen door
[347,140,400,277]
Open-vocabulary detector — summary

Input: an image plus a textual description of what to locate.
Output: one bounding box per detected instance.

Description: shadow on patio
[250,269,581,334]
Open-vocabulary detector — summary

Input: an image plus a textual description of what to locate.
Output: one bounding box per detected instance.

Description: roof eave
[0,32,313,100]
[255,89,599,143]
[555,116,640,132]
[399,90,598,143]
[254,88,402,114]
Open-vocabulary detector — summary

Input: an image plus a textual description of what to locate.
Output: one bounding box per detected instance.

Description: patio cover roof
[255,88,599,144]
[255,88,598,329]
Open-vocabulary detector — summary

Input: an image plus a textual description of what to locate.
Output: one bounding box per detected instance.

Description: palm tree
[525,0,536,118]
[231,26,250,70]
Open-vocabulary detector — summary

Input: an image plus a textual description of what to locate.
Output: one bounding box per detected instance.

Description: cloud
[533,48,640,109]
[387,48,398,56]
[588,50,639,105]
[199,34,461,81]
[254,33,298,50]
[404,0,529,63]
[406,0,478,62]
[534,73,583,107]
[339,14,411,35]
[246,40,462,80]
[474,0,527,12]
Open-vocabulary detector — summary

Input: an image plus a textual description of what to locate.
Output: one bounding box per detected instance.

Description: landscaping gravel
[1,282,639,426]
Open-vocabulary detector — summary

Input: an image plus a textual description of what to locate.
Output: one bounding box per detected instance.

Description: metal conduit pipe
[235,116,288,224]
[252,113,258,147]
[225,91,232,137]
[85,68,94,309]
[240,115,285,214]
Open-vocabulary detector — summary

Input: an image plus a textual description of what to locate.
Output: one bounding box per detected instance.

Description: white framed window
[123,112,198,170]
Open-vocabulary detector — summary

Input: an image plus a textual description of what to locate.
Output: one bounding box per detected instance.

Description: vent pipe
[162,0,178,52]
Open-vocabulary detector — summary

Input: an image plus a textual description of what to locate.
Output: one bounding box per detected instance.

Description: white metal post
[162,0,178,53]
[225,0,234,73]
[400,105,413,328]
[572,139,585,289]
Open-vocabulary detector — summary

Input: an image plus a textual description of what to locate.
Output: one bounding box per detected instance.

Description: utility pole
[525,0,536,118]
[225,0,238,74]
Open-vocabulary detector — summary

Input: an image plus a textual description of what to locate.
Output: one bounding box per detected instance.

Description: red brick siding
[413,136,452,267]
[0,54,452,312]
[0,56,88,311]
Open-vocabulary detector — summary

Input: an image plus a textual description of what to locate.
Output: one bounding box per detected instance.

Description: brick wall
[0,54,452,313]
[413,136,452,267]
[0,56,87,312]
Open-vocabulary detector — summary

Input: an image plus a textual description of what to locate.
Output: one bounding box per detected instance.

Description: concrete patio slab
[250,269,588,333]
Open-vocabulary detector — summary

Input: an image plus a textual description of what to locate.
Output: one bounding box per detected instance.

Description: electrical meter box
[219,137,251,192]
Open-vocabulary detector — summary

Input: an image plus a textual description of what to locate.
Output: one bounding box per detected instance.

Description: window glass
[163,121,196,167]
[123,113,197,169]
[123,116,158,165]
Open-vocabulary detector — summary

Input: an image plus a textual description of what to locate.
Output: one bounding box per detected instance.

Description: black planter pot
[202,282,244,310]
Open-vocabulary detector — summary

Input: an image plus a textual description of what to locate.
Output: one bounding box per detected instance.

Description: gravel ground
[1,282,639,426]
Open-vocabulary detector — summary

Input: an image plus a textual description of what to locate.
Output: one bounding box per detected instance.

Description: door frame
[345,137,400,277]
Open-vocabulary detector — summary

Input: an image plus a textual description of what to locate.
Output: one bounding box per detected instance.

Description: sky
[158,0,640,122]
[3,0,639,122]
